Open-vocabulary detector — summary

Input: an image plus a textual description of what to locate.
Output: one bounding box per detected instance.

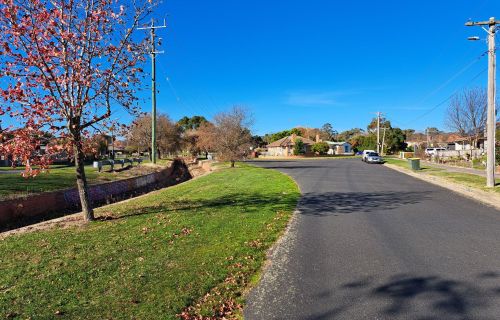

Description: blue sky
[1,1,497,136]
[133,0,497,135]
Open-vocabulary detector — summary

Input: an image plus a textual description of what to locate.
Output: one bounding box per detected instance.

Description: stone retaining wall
[0,159,192,231]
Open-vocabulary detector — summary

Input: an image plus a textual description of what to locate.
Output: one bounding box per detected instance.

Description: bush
[312,142,330,155]
[293,138,304,155]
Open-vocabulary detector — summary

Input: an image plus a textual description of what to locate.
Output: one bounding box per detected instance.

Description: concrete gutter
[384,163,500,211]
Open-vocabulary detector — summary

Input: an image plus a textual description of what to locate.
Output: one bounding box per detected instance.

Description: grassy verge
[384,158,500,193]
[383,158,441,172]
[0,163,300,319]
[255,155,361,160]
[0,162,168,200]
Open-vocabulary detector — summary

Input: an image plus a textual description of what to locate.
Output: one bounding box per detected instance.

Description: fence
[435,149,484,159]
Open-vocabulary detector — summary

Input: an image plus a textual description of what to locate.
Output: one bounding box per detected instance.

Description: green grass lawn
[0,162,167,200]
[384,158,500,192]
[0,165,101,199]
[0,164,300,319]
[256,155,361,160]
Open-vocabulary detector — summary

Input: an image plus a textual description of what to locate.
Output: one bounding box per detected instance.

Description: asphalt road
[244,158,500,320]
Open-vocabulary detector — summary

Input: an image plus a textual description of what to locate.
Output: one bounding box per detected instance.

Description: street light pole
[376,111,381,154]
[466,17,499,187]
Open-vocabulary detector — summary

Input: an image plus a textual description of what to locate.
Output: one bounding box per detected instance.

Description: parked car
[365,152,383,164]
[425,147,446,156]
[362,150,376,162]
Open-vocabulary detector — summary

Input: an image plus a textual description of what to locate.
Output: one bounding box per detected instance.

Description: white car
[425,147,446,156]
[365,152,383,164]
[362,150,376,162]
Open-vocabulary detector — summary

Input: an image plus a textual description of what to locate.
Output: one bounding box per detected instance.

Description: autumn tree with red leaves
[0,0,152,221]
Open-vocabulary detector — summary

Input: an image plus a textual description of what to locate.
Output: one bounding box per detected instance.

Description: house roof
[325,141,350,146]
[267,135,316,148]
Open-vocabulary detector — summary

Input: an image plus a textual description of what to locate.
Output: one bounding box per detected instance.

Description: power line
[400,67,488,127]
[412,50,489,107]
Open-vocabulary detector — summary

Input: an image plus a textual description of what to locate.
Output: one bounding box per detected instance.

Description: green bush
[312,142,330,155]
[293,138,304,155]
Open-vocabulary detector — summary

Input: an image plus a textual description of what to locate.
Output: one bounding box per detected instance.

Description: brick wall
[0,159,192,231]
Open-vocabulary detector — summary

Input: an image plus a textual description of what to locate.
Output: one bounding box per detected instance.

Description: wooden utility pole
[466,17,499,187]
[138,19,166,164]
[381,127,388,155]
[376,112,382,153]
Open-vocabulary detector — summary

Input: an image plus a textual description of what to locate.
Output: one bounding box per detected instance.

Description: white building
[325,141,353,155]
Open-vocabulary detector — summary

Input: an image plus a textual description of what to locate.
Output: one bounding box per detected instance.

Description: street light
[465,17,499,187]
[467,36,480,41]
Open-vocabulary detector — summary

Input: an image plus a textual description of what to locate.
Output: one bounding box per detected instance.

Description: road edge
[384,163,500,211]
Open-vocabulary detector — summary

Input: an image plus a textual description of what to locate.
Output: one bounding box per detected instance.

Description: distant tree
[290,128,302,136]
[402,129,416,138]
[351,134,377,151]
[296,127,322,141]
[446,87,487,147]
[312,141,329,155]
[384,128,407,154]
[251,135,266,148]
[208,107,253,167]
[425,127,442,135]
[367,117,392,133]
[178,115,208,131]
[128,114,182,159]
[195,122,217,157]
[86,134,109,160]
[293,138,304,155]
[338,128,365,142]
[320,123,337,141]
[263,128,302,144]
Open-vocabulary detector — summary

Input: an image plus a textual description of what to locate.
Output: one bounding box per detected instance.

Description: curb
[384,163,500,211]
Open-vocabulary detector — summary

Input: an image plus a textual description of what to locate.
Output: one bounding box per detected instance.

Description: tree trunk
[230,160,235,167]
[74,136,95,221]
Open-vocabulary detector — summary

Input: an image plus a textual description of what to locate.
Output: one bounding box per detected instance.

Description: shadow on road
[306,272,500,319]
[298,191,432,216]
[105,190,432,221]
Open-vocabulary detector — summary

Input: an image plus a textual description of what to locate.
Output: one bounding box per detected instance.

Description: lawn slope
[0,164,299,319]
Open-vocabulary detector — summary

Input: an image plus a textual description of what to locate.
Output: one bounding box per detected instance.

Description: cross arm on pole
[465,19,500,27]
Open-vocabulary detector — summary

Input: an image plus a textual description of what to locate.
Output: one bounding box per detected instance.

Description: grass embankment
[0,164,300,319]
[385,158,500,192]
[0,161,168,200]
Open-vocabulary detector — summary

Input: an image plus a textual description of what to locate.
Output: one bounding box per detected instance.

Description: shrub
[293,138,304,155]
[312,142,330,155]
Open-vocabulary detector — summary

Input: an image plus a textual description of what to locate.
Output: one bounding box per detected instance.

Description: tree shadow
[100,191,299,220]
[298,191,432,217]
[102,189,432,222]
[309,272,500,319]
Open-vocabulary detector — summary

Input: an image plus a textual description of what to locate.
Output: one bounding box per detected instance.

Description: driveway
[244,158,500,320]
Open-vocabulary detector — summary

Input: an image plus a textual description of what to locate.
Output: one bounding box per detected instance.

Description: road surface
[244,158,500,320]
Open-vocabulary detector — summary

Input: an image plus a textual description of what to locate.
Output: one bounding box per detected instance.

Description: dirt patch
[0,213,84,239]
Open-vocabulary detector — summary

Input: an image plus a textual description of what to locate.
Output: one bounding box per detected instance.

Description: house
[325,141,353,155]
[451,136,485,151]
[266,134,315,156]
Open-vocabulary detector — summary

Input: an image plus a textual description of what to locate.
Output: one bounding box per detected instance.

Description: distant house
[451,136,485,151]
[266,134,315,156]
[325,141,352,155]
